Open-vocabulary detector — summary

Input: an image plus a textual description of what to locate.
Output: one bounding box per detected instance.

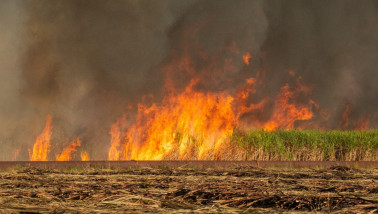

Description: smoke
[261,0,378,127]
[17,0,201,160]
[0,0,29,160]
[0,0,377,160]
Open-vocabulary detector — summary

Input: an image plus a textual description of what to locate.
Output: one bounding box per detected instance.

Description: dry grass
[0,165,377,213]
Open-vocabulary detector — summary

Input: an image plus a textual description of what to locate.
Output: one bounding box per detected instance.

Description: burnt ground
[0,165,377,213]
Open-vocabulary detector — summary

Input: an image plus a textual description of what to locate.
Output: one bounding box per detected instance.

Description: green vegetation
[230,130,378,161]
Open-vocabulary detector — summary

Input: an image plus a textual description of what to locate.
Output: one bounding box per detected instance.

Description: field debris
[0,165,376,213]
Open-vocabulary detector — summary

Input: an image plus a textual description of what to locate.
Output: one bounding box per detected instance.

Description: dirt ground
[0,165,377,213]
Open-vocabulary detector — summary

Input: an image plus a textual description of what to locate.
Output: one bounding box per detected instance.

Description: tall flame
[108,115,127,160]
[107,50,321,160]
[30,115,53,161]
[56,139,81,161]
[19,39,372,162]
[108,79,237,160]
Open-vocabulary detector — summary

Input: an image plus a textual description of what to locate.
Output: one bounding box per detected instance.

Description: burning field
[0,0,377,213]
[0,0,377,161]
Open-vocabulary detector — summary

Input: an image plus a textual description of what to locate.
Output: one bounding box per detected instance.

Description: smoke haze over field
[0,0,377,160]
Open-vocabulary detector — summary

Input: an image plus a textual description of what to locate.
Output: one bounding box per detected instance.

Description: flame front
[108,79,237,160]
[22,40,372,162]
[108,116,127,161]
[110,77,315,159]
[107,50,321,160]
[30,115,53,161]
[56,139,81,161]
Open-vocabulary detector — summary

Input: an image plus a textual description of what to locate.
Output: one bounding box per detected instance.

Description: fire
[234,77,266,117]
[80,151,90,161]
[243,52,252,65]
[56,139,81,161]
[30,115,53,161]
[262,71,314,131]
[28,115,90,161]
[18,41,371,162]
[108,79,237,160]
[109,73,318,159]
[107,48,321,160]
[263,83,314,131]
[108,115,127,161]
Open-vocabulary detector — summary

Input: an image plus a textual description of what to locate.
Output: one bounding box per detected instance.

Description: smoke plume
[0,0,377,160]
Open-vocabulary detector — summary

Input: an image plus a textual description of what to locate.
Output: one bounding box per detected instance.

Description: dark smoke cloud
[0,0,376,160]
[18,0,201,160]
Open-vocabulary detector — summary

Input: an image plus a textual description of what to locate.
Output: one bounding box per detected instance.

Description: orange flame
[263,83,314,131]
[108,115,127,160]
[30,115,53,161]
[108,49,319,160]
[235,77,266,116]
[103,39,371,160]
[14,37,373,162]
[243,52,252,65]
[109,79,237,160]
[80,151,90,161]
[56,138,81,161]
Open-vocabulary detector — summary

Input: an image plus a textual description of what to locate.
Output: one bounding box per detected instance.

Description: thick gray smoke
[0,0,377,160]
